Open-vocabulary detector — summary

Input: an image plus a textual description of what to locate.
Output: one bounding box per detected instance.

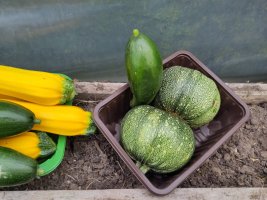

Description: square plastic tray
[93,50,250,195]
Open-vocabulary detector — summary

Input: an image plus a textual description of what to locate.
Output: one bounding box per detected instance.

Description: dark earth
[1,102,266,190]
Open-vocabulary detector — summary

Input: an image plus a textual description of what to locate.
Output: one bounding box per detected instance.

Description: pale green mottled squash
[154,66,221,128]
[120,105,195,174]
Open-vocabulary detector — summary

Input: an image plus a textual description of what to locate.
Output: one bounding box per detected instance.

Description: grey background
[0,0,266,82]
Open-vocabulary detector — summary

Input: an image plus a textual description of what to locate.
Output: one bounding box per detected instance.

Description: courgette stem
[133,29,139,37]
[62,78,76,104]
[85,114,97,136]
[86,123,97,136]
[36,167,45,177]
[136,161,150,174]
[69,90,77,102]
[37,132,57,158]
[34,119,41,124]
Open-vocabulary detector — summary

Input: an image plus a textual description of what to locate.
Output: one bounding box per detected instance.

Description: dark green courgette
[0,100,41,138]
[0,147,44,187]
[125,29,163,107]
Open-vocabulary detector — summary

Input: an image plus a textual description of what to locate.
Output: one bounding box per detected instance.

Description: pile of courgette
[0,65,96,187]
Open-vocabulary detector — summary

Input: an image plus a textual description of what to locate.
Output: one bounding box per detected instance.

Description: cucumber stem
[133,29,139,37]
[34,119,41,124]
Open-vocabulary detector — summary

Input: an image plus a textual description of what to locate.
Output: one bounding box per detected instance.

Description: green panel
[0,0,266,82]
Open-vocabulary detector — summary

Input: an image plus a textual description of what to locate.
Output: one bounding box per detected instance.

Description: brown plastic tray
[93,50,250,196]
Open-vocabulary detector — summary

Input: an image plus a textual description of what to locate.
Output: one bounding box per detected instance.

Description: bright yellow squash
[0,131,56,159]
[0,65,76,105]
[1,99,96,136]
[0,94,20,100]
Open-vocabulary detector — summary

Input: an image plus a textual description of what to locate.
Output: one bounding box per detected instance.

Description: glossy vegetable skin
[0,65,76,105]
[0,147,44,187]
[0,100,40,138]
[1,99,96,136]
[125,29,163,107]
[0,131,56,159]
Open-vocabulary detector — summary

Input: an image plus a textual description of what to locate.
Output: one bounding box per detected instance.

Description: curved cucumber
[0,100,40,138]
[125,29,163,107]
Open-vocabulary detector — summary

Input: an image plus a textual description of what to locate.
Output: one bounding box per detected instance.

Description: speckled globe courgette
[120,105,195,174]
[154,66,221,128]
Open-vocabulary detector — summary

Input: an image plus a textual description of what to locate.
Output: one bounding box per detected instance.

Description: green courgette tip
[85,122,97,136]
[34,119,41,124]
[133,29,140,37]
[37,167,45,177]
[69,89,77,101]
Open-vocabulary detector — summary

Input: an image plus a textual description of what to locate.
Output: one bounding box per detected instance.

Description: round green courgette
[120,105,195,174]
[154,66,221,128]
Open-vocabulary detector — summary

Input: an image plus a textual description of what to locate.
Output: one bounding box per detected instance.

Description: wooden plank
[226,83,267,104]
[75,81,126,96]
[0,188,266,200]
[74,81,126,101]
[75,82,267,104]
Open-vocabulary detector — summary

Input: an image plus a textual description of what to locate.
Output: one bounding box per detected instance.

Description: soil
[1,102,266,190]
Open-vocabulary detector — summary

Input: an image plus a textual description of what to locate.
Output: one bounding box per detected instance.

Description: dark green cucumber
[125,29,163,107]
[0,147,43,187]
[120,105,195,174]
[154,66,221,128]
[0,100,41,138]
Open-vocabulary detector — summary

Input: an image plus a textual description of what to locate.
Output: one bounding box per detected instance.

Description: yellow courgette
[0,131,56,159]
[0,65,76,105]
[0,94,19,100]
[1,99,96,136]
